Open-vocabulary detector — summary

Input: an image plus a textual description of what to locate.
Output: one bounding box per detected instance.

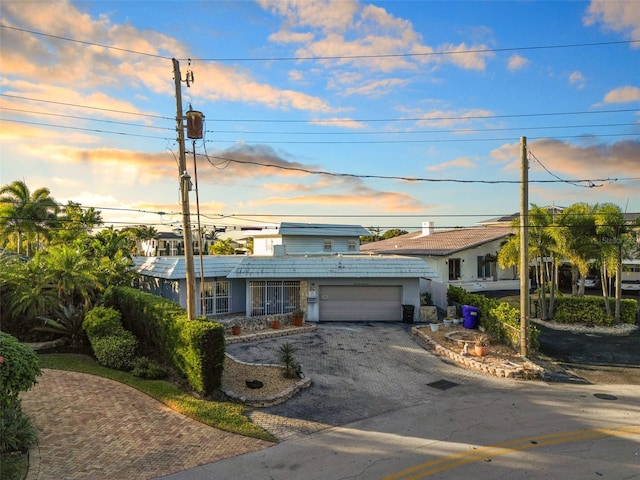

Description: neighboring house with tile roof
[133,222,438,323]
[361,221,517,308]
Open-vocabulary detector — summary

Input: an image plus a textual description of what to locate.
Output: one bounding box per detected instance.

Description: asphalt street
[159,323,640,480]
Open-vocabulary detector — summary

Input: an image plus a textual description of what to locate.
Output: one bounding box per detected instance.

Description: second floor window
[348,239,357,251]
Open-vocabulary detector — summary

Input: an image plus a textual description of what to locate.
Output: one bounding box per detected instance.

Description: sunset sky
[1,0,639,234]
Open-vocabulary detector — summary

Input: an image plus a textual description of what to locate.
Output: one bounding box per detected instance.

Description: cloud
[2,1,337,114]
[568,71,586,88]
[342,77,410,97]
[584,0,640,43]
[426,157,477,171]
[248,190,426,213]
[259,0,495,88]
[309,117,366,129]
[602,86,640,103]
[400,107,494,128]
[507,54,528,72]
[490,138,640,185]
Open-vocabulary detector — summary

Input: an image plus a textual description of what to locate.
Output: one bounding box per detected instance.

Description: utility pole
[173,58,197,320]
[519,136,529,357]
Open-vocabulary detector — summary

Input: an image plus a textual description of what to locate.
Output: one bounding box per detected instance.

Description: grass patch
[37,353,277,443]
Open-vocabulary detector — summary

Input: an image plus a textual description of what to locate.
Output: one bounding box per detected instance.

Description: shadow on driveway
[536,322,640,385]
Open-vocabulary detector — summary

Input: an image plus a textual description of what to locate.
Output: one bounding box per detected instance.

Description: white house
[133,222,437,322]
[361,221,516,308]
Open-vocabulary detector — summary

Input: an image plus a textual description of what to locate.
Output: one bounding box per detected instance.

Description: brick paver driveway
[21,370,272,480]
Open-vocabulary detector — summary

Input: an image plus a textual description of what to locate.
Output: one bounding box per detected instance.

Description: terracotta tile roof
[360,225,514,256]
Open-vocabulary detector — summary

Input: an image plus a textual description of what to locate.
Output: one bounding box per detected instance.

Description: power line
[196,151,636,185]
[0,24,171,60]
[0,93,173,120]
[206,133,637,145]
[2,23,638,63]
[208,122,638,136]
[193,39,640,62]
[0,118,175,141]
[0,107,174,131]
[203,108,640,124]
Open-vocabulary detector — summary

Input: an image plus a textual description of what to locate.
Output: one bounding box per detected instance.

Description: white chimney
[422,221,434,236]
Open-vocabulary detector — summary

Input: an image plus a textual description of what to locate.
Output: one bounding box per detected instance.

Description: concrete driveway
[227,323,505,439]
[160,323,640,480]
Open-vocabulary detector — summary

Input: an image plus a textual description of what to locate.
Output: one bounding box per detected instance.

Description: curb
[411,326,545,379]
[221,353,312,408]
[225,323,316,344]
[223,324,315,407]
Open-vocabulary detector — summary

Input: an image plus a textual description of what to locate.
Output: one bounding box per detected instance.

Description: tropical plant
[209,238,236,255]
[0,180,59,256]
[553,203,598,296]
[0,403,38,453]
[51,201,103,245]
[279,342,300,379]
[35,303,89,348]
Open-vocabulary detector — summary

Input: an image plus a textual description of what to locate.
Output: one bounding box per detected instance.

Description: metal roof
[360,225,514,256]
[227,255,437,279]
[133,254,437,280]
[253,222,370,237]
[133,256,244,280]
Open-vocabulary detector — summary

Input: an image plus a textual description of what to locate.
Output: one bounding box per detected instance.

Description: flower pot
[292,316,304,327]
[474,345,489,356]
[430,323,439,332]
[231,325,241,336]
[271,320,281,330]
[443,319,453,328]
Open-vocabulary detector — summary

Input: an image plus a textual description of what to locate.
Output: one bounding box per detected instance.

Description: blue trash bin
[462,305,480,329]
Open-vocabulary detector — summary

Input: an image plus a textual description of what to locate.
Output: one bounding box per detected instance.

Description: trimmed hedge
[104,287,225,395]
[0,332,42,410]
[91,333,138,370]
[447,285,540,352]
[549,296,637,326]
[83,306,137,370]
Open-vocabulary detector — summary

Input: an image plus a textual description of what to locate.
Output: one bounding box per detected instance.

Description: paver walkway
[21,369,273,480]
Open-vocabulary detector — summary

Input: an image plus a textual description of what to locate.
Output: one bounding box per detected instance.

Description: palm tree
[52,201,103,245]
[595,203,634,322]
[553,203,598,296]
[0,180,59,256]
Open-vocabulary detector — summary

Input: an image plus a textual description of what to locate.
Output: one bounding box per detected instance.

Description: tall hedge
[104,287,225,395]
[549,296,637,326]
[447,285,540,352]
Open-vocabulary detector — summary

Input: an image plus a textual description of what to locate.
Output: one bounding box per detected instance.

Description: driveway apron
[21,370,272,480]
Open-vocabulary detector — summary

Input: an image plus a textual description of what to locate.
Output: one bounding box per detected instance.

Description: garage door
[319,286,402,322]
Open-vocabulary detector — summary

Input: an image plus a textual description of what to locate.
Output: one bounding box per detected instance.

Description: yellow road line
[382,426,640,480]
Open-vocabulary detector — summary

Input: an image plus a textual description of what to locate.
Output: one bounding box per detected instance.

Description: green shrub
[83,306,124,338]
[0,403,38,453]
[130,356,167,380]
[550,296,638,326]
[0,332,42,410]
[91,332,137,370]
[447,285,540,352]
[105,287,225,395]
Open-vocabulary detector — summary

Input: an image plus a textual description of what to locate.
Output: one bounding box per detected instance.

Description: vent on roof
[422,221,434,236]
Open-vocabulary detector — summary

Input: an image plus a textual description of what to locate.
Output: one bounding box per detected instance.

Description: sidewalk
[21,369,272,480]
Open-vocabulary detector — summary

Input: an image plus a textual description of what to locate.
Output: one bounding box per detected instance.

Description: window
[348,239,357,251]
[323,239,333,252]
[202,280,231,315]
[477,256,494,278]
[249,280,300,316]
[448,258,461,281]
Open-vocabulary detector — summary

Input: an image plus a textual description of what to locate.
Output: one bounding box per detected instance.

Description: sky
[1,0,639,236]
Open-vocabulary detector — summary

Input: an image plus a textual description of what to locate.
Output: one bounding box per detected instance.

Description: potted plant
[231,324,241,336]
[429,322,439,332]
[443,317,453,328]
[291,309,304,327]
[474,333,490,356]
[270,317,281,329]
